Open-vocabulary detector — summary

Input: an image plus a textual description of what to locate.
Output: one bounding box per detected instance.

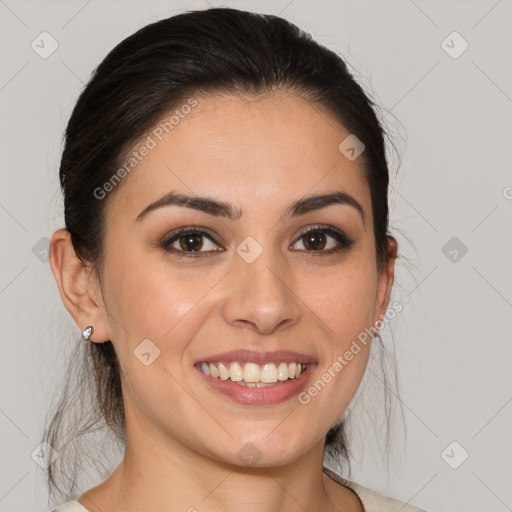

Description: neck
[77,411,360,512]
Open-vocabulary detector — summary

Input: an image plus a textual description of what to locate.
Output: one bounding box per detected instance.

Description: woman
[44,7,427,512]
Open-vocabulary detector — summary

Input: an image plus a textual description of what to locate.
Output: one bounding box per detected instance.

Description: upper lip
[195,349,317,365]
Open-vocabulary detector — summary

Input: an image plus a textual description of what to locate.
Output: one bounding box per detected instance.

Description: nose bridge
[221,236,300,334]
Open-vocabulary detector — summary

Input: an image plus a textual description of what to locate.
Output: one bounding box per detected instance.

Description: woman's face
[94,92,394,466]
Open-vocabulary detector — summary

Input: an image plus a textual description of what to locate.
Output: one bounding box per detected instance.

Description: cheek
[307,257,378,346]
[102,247,223,365]
[299,252,377,408]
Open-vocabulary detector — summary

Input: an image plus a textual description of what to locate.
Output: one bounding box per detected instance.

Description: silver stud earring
[82,326,94,341]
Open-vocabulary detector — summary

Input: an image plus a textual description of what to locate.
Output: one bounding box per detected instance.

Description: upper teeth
[200,362,306,383]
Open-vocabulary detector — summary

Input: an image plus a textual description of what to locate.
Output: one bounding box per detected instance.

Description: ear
[49,228,111,343]
[373,236,398,325]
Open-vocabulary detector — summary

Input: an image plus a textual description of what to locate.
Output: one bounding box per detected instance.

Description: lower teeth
[232,380,286,387]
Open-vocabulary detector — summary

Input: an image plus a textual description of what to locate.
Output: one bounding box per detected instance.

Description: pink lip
[195,362,317,406]
[194,349,317,365]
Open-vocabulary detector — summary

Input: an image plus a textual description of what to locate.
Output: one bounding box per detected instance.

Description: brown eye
[179,233,204,252]
[161,227,222,257]
[291,226,354,254]
[302,232,327,251]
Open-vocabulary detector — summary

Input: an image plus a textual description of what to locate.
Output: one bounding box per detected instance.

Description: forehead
[108,92,371,220]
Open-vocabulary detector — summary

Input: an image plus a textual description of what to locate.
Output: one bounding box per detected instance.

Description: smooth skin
[50,91,397,512]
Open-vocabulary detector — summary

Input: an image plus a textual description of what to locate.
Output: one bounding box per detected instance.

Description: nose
[221,249,301,335]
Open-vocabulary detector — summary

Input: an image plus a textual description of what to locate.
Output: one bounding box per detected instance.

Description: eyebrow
[135,190,365,224]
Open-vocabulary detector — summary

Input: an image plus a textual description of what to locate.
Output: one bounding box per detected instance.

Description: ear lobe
[49,228,111,343]
[374,236,398,325]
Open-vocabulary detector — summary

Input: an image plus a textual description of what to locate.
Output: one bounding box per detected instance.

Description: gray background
[1,1,511,511]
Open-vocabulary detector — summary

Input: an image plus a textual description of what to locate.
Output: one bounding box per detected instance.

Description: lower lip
[195,364,316,406]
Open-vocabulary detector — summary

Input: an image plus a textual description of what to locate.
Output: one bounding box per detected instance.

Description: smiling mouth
[196,361,307,387]
[194,357,316,406]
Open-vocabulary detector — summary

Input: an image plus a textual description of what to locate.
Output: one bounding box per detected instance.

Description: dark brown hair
[42,7,401,502]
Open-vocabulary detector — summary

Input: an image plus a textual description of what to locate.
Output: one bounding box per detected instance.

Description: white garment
[324,467,428,511]
[49,468,428,512]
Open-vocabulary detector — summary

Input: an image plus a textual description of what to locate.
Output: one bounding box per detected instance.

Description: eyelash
[159,224,354,258]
